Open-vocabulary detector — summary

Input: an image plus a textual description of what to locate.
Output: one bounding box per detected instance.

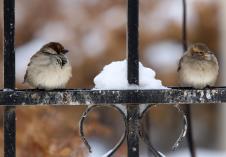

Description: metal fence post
[3,0,16,156]
[127,0,140,156]
[182,0,195,156]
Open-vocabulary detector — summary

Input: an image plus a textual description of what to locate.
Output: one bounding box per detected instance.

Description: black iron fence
[1,0,225,157]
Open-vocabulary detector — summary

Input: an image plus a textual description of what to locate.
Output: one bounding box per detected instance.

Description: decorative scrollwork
[80,104,188,157]
[79,105,127,157]
[139,105,166,157]
[172,104,188,151]
[139,104,188,157]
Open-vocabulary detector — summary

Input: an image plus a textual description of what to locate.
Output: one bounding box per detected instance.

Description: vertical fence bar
[182,0,187,51]
[127,0,139,84]
[182,0,195,156]
[127,0,139,156]
[3,0,16,156]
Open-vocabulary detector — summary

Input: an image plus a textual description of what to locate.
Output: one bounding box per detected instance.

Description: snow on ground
[167,149,226,157]
[144,41,183,73]
[100,6,126,30]
[82,28,108,57]
[87,139,108,157]
[93,60,167,89]
[142,0,218,33]
[142,0,195,33]
[139,149,226,157]
[36,22,74,42]
[88,147,226,157]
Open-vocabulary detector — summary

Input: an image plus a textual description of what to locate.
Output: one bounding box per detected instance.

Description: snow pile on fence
[94,60,167,89]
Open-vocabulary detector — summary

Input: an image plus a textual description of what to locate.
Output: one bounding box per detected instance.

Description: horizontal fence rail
[0,88,225,105]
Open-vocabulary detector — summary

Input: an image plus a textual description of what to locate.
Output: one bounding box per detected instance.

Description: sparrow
[24,42,72,90]
[178,43,219,89]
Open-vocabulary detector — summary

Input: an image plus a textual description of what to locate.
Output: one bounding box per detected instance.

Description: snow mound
[94,60,167,89]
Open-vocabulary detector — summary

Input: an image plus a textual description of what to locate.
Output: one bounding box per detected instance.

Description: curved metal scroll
[79,105,127,157]
[139,104,188,156]
[172,104,188,151]
[139,105,166,157]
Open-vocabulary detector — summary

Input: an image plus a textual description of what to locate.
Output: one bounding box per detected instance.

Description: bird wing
[23,52,40,83]
[23,60,32,83]
[177,57,183,72]
[55,55,68,67]
[59,55,68,66]
[23,70,28,83]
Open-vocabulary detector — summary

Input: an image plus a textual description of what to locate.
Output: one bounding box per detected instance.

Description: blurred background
[0,0,225,156]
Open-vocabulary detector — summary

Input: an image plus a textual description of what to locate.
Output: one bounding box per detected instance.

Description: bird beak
[63,49,69,54]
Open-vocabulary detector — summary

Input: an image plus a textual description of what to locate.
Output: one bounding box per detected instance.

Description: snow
[158,151,166,157]
[100,6,126,30]
[167,149,226,157]
[142,0,218,33]
[142,0,195,33]
[114,104,127,116]
[89,147,226,157]
[88,139,108,157]
[139,149,226,157]
[93,60,167,89]
[144,41,183,72]
[36,22,73,42]
[101,148,115,157]
[3,88,14,92]
[82,28,107,57]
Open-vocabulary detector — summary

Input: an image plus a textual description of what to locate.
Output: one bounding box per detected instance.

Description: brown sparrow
[178,43,219,89]
[24,42,72,90]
